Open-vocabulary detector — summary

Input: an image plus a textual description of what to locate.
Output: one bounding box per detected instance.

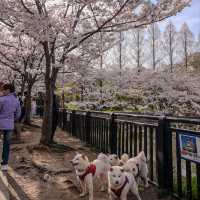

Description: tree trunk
[169,23,173,73]
[40,42,53,145]
[20,76,26,96]
[184,32,188,70]
[100,32,103,102]
[24,83,33,125]
[40,42,59,145]
[40,78,53,145]
[80,84,84,101]
[152,24,156,71]
[137,29,141,74]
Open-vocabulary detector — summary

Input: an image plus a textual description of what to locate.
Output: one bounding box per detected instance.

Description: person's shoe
[1,164,8,171]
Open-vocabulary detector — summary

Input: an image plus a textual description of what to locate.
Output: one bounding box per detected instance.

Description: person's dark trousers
[1,130,12,165]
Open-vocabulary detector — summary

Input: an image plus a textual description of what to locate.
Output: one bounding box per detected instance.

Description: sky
[158,0,200,39]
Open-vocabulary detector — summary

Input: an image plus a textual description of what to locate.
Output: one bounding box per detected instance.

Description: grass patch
[173,176,198,200]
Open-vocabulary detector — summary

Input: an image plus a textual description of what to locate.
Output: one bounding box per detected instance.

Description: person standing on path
[0,84,21,170]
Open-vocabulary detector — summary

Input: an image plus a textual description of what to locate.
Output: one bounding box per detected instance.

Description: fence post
[156,116,172,196]
[110,113,117,154]
[71,110,76,136]
[85,111,91,145]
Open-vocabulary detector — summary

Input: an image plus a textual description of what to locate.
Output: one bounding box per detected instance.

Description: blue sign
[179,133,200,163]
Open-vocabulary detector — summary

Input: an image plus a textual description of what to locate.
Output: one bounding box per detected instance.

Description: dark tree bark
[40,42,53,145]
[40,42,59,145]
[24,83,33,125]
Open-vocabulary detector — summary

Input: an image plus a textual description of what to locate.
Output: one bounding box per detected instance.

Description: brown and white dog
[70,153,110,200]
[123,151,149,188]
[108,166,142,200]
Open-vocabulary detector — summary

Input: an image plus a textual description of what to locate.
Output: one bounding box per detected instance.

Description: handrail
[166,116,200,124]
[59,109,200,124]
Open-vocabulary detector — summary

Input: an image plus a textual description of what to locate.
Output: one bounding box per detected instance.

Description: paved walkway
[0,138,20,200]
[0,138,9,200]
[0,171,9,200]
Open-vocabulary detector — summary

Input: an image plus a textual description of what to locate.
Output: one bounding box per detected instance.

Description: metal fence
[58,109,200,200]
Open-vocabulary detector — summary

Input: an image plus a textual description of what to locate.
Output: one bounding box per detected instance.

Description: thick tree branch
[20,0,34,15]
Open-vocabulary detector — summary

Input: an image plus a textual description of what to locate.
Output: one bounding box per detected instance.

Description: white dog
[109,154,129,166]
[120,154,129,166]
[123,151,149,188]
[108,166,142,200]
[108,154,120,166]
[70,153,110,200]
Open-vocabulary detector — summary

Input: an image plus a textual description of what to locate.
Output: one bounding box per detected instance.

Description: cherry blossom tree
[147,23,162,71]
[179,22,195,70]
[109,31,126,95]
[196,32,200,52]
[0,0,191,144]
[0,29,44,124]
[127,27,146,73]
[162,22,177,72]
[0,65,16,82]
[118,31,126,95]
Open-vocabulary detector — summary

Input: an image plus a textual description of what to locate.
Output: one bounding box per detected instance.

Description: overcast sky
[158,0,200,39]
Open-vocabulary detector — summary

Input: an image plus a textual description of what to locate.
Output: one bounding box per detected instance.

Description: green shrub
[173,176,198,200]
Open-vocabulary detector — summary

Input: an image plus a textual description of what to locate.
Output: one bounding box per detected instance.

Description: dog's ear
[82,154,87,160]
[138,151,146,162]
[120,167,124,173]
[114,155,119,159]
[110,167,114,172]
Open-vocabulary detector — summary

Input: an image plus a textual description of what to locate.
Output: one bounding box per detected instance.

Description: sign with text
[179,133,200,163]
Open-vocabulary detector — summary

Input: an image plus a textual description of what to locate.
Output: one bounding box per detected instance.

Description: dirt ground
[8,119,171,200]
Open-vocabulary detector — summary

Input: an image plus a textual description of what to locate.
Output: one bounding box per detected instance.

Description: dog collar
[111,176,129,198]
[78,164,96,181]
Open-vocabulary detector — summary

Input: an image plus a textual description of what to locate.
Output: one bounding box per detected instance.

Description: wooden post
[85,112,91,145]
[156,116,172,197]
[109,113,117,154]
